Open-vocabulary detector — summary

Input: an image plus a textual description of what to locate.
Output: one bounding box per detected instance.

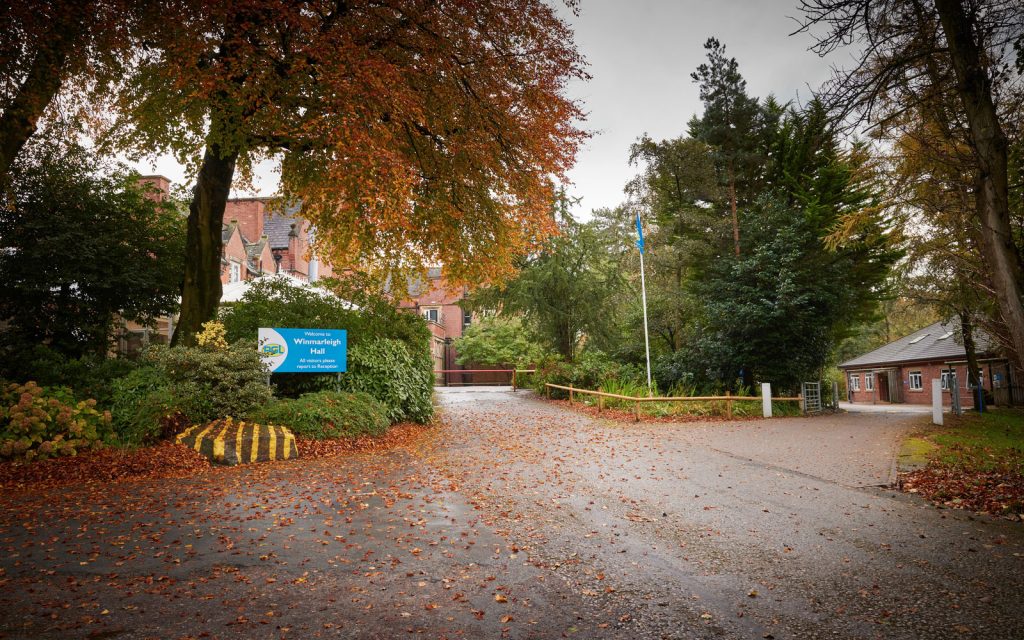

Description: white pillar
[931,379,943,426]
[762,383,772,418]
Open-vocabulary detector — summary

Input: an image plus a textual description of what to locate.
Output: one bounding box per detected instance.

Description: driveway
[1,389,1021,639]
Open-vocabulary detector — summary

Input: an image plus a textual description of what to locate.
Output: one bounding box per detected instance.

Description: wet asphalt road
[1,388,1022,639]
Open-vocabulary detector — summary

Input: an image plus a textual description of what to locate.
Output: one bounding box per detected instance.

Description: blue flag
[635,213,645,254]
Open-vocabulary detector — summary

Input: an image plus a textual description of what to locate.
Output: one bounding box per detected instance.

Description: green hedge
[341,338,434,424]
[253,391,388,439]
[219,277,431,398]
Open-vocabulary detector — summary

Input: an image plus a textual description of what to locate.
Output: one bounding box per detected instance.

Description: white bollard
[762,382,772,418]
[931,379,943,426]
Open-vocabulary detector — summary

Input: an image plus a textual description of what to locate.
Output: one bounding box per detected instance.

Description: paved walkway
[0,389,1021,639]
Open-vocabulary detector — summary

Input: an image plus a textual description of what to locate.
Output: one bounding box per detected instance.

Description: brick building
[222,197,333,284]
[838,321,1019,408]
[396,267,473,381]
[118,178,333,352]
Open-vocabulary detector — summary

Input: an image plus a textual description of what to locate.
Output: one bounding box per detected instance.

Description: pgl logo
[261,343,285,357]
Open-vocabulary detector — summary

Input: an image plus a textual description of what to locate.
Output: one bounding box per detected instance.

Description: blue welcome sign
[258,328,347,373]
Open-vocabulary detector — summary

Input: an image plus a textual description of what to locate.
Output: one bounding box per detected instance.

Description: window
[865,373,874,391]
[422,308,439,323]
[463,310,472,327]
[941,370,957,391]
[966,369,984,389]
[909,371,923,391]
[229,262,241,283]
[849,374,860,391]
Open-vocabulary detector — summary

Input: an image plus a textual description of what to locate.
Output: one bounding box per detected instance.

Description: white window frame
[940,370,957,391]
[966,369,984,389]
[229,262,241,283]
[865,373,874,391]
[463,310,472,327]
[422,307,440,323]
[849,373,860,391]
[909,371,923,391]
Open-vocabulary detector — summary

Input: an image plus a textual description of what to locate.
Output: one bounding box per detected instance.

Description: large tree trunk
[171,143,237,346]
[934,0,1024,372]
[0,10,87,177]
[959,308,981,387]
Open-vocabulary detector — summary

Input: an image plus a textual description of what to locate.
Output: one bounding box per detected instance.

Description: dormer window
[229,262,241,283]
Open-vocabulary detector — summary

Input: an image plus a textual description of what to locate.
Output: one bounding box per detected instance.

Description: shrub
[253,391,388,439]
[534,350,642,397]
[219,277,431,398]
[0,382,114,460]
[109,327,273,440]
[141,338,272,423]
[454,316,543,367]
[0,345,140,409]
[109,365,182,446]
[342,338,433,423]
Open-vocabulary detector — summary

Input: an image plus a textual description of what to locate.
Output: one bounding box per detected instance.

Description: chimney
[288,223,301,276]
[307,226,319,282]
[138,175,171,202]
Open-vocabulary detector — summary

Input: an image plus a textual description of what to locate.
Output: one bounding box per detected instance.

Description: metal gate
[802,382,821,414]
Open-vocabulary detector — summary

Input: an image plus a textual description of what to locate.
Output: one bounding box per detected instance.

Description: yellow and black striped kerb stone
[176,418,298,465]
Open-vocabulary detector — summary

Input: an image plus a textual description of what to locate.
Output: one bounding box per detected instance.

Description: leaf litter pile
[0,423,432,491]
[900,448,1024,520]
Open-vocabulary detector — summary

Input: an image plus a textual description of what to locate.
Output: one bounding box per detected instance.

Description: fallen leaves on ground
[0,423,433,491]
[0,442,211,490]
[900,462,1024,519]
[296,422,432,458]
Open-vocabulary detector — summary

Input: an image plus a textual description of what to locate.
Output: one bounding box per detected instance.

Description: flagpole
[639,249,653,395]
[635,212,653,396]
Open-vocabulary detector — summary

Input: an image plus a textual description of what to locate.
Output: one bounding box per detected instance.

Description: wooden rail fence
[544,383,802,421]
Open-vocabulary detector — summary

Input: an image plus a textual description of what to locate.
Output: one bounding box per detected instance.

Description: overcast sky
[132,0,843,217]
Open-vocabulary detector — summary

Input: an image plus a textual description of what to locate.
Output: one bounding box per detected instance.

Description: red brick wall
[221,229,248,284]
[845,361,992,407]
[224,199,266,245]
[138,176,170,202]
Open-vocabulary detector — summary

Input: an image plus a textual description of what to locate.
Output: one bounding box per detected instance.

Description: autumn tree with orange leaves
[103,0,588,346]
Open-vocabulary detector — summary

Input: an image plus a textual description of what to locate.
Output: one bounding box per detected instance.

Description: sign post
[258,328,347,373]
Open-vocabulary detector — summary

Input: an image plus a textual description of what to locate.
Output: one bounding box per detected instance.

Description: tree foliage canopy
[0,143,185,359]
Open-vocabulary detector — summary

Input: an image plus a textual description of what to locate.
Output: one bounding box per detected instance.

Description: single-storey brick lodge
[838,321,1019,408]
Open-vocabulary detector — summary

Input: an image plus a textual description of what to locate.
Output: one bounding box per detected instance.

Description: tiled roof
[405,266,443,297]
[221,222,239,244]
[263,202,303,249]
[839,321,997,369]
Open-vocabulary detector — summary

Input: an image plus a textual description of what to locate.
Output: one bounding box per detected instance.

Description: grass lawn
[929,408,1024,468]
[900,407,1024,517]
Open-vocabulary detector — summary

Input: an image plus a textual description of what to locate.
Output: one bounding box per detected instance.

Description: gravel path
[0,388,1021,639]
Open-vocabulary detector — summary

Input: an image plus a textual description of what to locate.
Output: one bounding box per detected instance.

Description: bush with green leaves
[0,382,115,460]
[109,365,181,446]
[219,277,431,397]
[253,391,388,439]
[144,340,272,422]
[109,337,272,442]
[341,338,433,424]
[454,315,544,367]
[0,345,140,410]
[533,350,643,397]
